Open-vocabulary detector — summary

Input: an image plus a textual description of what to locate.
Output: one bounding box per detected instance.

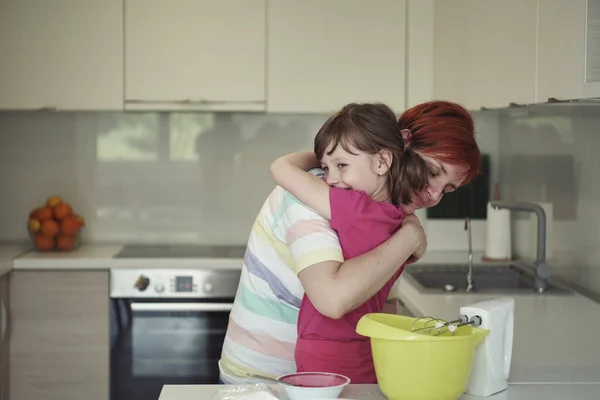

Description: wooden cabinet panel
[9,271,109,400]
[0,0,123,110]
[267,0,406,113]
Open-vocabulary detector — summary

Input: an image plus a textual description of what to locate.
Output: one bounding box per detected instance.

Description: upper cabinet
[537,0,586,102]
[585,0,600,98]
[125,0,266,111]
[2,0,596,112]
[267,0,407,114]
[433,0,537,110]
[0,0,123,110]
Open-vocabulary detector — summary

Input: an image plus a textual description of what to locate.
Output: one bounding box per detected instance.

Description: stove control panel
[110,269,241,299]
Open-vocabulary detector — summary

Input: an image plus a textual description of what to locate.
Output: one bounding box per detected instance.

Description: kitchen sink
[403,263,574,295]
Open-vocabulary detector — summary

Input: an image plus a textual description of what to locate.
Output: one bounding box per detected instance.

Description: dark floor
[110,300,228,400]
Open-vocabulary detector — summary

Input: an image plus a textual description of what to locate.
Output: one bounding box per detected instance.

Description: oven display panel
[175,276,194,292]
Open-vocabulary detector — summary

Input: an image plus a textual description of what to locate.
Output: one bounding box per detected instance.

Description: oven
[109,245,243,400]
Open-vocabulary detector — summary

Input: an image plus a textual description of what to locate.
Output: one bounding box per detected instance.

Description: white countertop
[11,244,244,270]
[0,244,32,277]
[8,244,488,270]
[158,383,600,400]
[397,275,600,383]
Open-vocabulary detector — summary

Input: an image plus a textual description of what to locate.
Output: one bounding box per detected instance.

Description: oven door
[110,298,232,400]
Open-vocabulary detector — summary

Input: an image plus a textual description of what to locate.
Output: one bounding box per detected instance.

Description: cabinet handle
[178,98,207,104]
[130,302,233,312]
[125,99,265,105]
[0,300,6,344]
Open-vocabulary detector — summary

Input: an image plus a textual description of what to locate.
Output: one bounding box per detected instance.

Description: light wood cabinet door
[125,0,266,110]
[267,0,407,113]
[0,274,8,400]
[0,0,123,110]
[537,0,586,102]
[9,271,109,400]
[584,0,600,97]
[434,0,537,110]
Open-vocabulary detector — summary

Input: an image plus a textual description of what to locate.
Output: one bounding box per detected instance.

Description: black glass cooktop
[114,244,246,259]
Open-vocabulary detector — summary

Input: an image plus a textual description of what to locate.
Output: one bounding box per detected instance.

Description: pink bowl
[277,372,350,399]
[278,372,350,388]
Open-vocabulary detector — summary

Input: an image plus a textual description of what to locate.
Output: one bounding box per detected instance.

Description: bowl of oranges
[27,196,86,252]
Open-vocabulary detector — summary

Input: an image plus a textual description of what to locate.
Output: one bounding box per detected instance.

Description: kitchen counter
[0,244,31,277]
[5,242,600,391]
[8,244,490,270]
[397,275,600,383]
[158,383,600,400]
[11,244,244,270]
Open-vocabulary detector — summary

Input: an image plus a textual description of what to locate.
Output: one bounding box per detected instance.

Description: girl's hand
[400,214,427,264]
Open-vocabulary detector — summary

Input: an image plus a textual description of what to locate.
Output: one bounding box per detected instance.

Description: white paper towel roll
[485,202,512,260]
[529,202,553,260]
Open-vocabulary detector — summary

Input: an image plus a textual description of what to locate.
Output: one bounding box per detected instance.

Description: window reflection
[170,113,214,161]
[97,114,158,161]
[91,111,325,243]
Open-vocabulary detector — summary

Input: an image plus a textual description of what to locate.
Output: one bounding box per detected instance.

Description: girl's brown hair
[314,103,429,206]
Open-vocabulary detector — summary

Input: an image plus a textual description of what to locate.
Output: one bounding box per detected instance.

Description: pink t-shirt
[295,187,406,383]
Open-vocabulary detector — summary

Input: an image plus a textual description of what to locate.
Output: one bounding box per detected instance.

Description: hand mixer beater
[411,314,483,336]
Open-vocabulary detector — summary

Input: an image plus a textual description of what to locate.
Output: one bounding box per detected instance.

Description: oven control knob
[203,282,213,293]
[134,275,150,292]
[154,283,165,293]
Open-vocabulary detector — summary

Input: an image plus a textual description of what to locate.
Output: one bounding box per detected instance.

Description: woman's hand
[400,214,427,264]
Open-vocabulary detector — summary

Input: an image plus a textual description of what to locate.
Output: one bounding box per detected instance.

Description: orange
[53,203,73,220]
[40,220,59,237]
[74,214,85,227]
[29,208,39,219]
[28,218,41,233]
[60,217,81,236]
[36,207,53,221]
[34,235,55,251]
[56,235,76,251]
[46,196,63,207]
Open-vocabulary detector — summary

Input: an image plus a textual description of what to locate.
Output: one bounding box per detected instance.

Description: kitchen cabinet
[9,271,109,400]
[267,0,407,114]
[434,0,537,110]
[537,0,586,102]
[585,0,600,98]
[125,0,266,111]
[405,0,435,108]
[0,274,8,400]
[0,0,123,110]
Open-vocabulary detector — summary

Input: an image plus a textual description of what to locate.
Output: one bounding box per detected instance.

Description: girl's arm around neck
[299,215,427,319]
[270,152,332,219]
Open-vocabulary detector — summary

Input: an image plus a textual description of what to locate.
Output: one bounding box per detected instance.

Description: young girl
[270,102,441,383]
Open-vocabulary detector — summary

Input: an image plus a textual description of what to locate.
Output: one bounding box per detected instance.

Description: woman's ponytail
[389,148,429,206]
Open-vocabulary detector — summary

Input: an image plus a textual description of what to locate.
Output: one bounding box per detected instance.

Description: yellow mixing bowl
[356,313,489,400]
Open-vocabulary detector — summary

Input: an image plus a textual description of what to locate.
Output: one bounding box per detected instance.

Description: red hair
[397,101,481,185]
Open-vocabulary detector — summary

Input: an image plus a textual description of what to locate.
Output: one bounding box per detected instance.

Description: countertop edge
[8,246,489,270]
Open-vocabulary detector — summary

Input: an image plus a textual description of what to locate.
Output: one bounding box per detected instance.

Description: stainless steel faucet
[490,201,553,293]
[465,217,474,292]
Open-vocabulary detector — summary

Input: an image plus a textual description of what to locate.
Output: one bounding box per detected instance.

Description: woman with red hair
[218,100,481,385]
[397,100,481,213]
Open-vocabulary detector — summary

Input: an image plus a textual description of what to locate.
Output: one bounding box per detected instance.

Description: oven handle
[130,302,233,312]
